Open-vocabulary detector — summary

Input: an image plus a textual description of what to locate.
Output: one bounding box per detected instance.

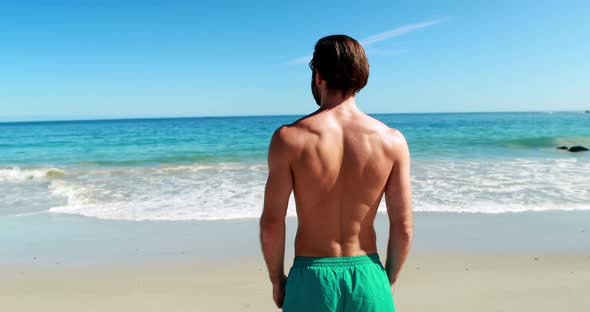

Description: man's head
[310,35,369,106]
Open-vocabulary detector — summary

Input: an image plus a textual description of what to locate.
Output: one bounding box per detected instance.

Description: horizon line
[0,109,585,124]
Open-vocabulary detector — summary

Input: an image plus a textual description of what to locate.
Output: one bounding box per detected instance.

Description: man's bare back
[260,35,412,311]
[279,104,406,257]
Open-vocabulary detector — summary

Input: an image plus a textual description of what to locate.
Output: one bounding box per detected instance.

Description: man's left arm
[260,126,293,308]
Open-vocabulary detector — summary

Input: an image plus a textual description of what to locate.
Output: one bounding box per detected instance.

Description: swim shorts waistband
[292,253,382,267]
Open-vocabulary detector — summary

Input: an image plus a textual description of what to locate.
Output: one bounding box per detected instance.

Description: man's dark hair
[310,35,369,96]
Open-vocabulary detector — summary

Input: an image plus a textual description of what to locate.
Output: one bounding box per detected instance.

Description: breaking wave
[0,166,65,182]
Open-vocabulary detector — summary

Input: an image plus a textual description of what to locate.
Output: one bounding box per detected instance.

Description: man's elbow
[390,220,413,243]
[259,214,285,241]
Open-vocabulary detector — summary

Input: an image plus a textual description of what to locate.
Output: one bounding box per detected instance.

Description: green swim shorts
[282,253,395,312]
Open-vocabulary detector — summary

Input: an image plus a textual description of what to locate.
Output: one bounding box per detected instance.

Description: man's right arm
[383,130,413,293]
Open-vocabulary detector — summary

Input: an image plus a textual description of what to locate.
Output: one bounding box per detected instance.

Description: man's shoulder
[362,116,407,145]
[273,113,319,142]
[370,121,408,157]
[383,127,407,145]
[269,123,305,153]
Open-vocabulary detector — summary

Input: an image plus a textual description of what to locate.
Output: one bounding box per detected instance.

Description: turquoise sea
[1,111,589,220]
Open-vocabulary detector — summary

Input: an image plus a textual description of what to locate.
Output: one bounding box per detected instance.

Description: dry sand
[1,252,588,311]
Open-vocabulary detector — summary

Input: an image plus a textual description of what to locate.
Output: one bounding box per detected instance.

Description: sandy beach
[2,253,589,312]
[1,211,589,311]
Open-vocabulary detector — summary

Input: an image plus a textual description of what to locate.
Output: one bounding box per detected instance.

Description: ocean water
[1,112,589,221]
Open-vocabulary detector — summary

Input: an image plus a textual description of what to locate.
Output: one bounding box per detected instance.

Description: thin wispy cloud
[359,19,444,46]
[366,47,408,57]
[288,18,446,64]
[289,55,313,65]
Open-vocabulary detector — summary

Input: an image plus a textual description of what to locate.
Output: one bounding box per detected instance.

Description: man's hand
[272,274,288,308]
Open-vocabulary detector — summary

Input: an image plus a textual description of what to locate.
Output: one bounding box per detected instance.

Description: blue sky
[1,0,589,121]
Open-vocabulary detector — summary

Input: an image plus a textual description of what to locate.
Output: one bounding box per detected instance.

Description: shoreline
[1,210,588,266]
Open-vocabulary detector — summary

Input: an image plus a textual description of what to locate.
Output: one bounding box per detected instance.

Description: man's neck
[319,95,359,114]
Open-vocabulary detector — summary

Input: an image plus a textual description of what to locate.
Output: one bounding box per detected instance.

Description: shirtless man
[260,35,413,312]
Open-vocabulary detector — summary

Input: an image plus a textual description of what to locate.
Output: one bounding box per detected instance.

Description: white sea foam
[47,162,297,221]
[0,166,65,182]
[406,158,590,214]
[5,158,588,221]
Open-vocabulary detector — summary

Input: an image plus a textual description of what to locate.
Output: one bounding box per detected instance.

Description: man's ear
[314,71,324,88]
